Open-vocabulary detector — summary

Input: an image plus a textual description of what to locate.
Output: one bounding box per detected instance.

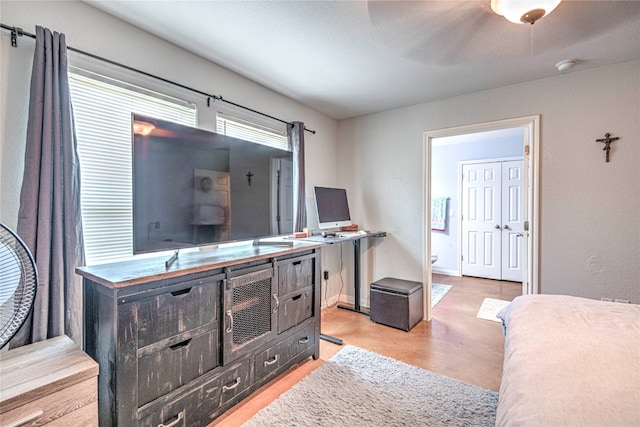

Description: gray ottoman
[370,277,424,331]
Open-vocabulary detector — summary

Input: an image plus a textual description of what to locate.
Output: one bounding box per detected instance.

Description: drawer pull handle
[292,293,302,301]
[263,354,279,367]
[226,310,233,333]
[272,294,279,313]
[222,377,241,392]
[5,410,44,427]
[292,260,302,266]
[158,410,184,427]
[171,287,192,297]
[298,336,310,344]
[169,338,192,351]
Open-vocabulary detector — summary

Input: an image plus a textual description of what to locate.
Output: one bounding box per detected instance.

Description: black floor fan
[0,223,38,349]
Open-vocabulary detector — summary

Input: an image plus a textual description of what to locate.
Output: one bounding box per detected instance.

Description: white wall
[338,60,640,304]
[0,1,355,297]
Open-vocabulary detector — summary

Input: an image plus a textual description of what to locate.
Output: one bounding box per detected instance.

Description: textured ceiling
[86,0,640,120]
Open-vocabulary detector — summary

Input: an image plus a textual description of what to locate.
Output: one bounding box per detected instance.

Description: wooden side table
[0,335,99,426]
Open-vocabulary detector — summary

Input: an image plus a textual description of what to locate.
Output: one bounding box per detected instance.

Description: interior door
[462,159,523,281]
[461,162,502,280]
[500,160,524,281]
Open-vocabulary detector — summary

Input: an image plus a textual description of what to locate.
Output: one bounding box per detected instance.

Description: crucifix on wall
[595,132,620,163]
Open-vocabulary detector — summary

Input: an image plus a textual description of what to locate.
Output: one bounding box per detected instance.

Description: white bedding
[496,294,640,427]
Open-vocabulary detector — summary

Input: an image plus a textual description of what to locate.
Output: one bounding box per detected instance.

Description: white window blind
[216,112,289,151]
[69,71,197,265]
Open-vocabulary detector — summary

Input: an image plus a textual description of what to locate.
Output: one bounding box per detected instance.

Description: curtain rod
[1,23,316,135]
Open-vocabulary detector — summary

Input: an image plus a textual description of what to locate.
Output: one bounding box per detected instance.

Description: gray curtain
[288,122,307,232]
[11,26,85,348]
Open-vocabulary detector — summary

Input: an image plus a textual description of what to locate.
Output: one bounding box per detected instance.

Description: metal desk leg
[320,333,343,345]
[338,238,369,316]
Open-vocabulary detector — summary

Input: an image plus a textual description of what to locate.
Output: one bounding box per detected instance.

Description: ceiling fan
[490,0,561,25]
[365,0,640,66]
[365,0,562,65]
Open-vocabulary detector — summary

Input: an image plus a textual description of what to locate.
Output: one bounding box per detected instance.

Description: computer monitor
[314,186,352,230]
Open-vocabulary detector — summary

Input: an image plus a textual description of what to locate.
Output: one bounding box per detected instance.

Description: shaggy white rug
[243,345,498,426]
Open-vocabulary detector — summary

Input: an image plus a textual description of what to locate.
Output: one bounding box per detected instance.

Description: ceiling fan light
[491,0,561,24]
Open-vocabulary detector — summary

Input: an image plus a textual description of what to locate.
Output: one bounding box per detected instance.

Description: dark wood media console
[76,240,323,426]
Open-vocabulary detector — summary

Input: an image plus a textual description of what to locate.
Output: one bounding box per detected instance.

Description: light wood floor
[210,274,521,426]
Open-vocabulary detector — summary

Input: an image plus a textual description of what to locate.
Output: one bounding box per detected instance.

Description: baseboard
[320,294,341,309]
[337,294,357,307]
[432,268,459,276]
[328,295,371,311]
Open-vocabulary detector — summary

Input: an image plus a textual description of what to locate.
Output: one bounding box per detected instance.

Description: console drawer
[137,280,218,348]
[278,289,313,333]
[215,358,252,408]
[278,258,313,296]
[254,323,316,383]
[254,339,290,381]
[138,359,251,427]
[289,323,316,357]
[138,378,214,427]
[138,328,219,407]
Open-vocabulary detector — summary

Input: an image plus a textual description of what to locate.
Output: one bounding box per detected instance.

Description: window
[216,112,289,151]
[69,71,197,265]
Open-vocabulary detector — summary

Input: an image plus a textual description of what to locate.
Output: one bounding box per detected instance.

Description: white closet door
[501,160,524,282]
[461,159,524,281]
[462,162,502,280]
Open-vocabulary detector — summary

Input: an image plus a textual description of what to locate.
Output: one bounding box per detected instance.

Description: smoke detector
[556,59,577,73]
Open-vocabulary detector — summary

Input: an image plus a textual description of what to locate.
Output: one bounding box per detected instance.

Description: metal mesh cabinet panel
[223,267,277,364]
[232,277,273,346]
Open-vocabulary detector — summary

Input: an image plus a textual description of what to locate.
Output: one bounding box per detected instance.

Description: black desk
[297,231,387,344]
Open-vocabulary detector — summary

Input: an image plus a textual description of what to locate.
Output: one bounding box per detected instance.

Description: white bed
[496,294,640,427]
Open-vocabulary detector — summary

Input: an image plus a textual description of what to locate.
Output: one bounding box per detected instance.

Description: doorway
[423,116,540,321]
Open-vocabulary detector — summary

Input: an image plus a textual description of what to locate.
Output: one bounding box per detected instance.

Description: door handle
[158,410,184,427]
[516,233,523,237]
[222,377,241,392]
[263,354,279,367]
[503,225,510,230]
[494,225,500,229]
[225,310,233,333]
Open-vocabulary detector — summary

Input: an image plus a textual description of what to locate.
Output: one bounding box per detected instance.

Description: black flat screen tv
[314,186,352,230]
[131,114,294,254]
